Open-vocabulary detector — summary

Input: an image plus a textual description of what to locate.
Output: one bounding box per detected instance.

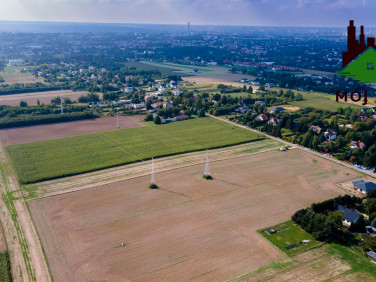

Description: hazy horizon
[0,0,373,28]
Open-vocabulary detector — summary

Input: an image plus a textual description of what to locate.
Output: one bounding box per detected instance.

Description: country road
[208,114,376,178]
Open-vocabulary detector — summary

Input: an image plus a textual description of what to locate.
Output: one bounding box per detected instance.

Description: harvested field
[0,90,91,106]
[0,115,146,145]
[3,76,43,84]
[183,74,257,88]
[28,149,361,281]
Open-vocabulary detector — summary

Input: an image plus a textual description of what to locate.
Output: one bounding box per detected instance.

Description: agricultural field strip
[26,140,282,199]
[0,146,51,281]
[7,118,262,183]
[0,90,88,102]
[209,114,376,179]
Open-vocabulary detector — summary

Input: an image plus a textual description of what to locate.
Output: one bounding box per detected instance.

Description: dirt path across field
[0,145,51,281]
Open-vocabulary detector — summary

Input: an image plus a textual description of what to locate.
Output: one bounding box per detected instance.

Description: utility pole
[116,109,120,128]
[149,157,158,188]
[60,97,63,114]
[203,149,212,179]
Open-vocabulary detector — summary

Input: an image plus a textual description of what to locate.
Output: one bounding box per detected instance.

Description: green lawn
[267,87,364,111]
[259,221,321,256]
[0,66,32,78]
[141,61,229,76]
[281,128,294,137]
[6,117,263,183]
[327,244,376,277]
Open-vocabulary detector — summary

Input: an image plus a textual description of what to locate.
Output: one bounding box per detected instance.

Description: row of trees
[0,111,98,128]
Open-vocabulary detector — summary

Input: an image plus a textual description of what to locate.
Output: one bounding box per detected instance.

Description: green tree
[365,198,376,215]
[154,115,161,125]
[144,114,153,122]
[19,101,27,107]
[328,210,344,228]
[349,215,366,233]
[51,97,61,104]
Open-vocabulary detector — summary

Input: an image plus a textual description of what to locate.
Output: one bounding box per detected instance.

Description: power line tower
[149,158,158,189]
[116,109,120,128]
[60,97,64,114]
[203,149,212,179]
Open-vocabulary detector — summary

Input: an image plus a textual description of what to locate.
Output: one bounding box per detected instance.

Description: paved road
[209,114,376,178]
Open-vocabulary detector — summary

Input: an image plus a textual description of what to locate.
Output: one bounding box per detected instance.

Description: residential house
[235,105,250,114]
[269,107,286,114]
[148,85,156,91]
[268,117,280,125]
[255,101,267,106]
[324,130,337,141]
[350,140,366,150]
[158,84,166,94]
[240,78,249,83]
[170,80,178,88]
[153,102,163,108]
[251,81,260,86]
[256,114,268,121]
[265,83,276,88]
[172,89,181,96]
[132,103,145,109]
[121,87,134,93]
[334,205,361,226]
[310,125,322,134]
[163,102,173,108]
[176,115,189,121]
[114,100,131,107]
[352,180,376,194]
[144,95,154,102]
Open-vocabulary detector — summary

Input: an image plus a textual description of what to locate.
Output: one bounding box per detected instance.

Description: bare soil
[182,74,257,88]
[0,115,146,145]
[0,90,91,106]
[2,76,44,85]
[28,149,360,282]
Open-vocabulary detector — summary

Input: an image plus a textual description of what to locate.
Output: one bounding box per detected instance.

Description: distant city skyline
[0,0,374,27]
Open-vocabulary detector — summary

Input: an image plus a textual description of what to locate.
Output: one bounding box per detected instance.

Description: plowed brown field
[28,149,360,281]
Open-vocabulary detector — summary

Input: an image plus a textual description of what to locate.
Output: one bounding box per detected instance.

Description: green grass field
[259,221,321,256]
[0,251,12,282]
[267,87,364,111]
[0,66,32,78]
[123,61,179,76]
[141,61,229,76]
[6,117,263,183]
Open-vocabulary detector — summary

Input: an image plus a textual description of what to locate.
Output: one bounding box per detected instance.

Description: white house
[121,87,134,93]
[172,89,181,96]
[132,103,145,109]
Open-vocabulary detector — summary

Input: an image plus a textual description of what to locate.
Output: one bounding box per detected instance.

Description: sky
[0,0,374,27]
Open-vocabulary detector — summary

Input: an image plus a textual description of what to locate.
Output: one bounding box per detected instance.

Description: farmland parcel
[6,117,263,183]
[28,149,361,281]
